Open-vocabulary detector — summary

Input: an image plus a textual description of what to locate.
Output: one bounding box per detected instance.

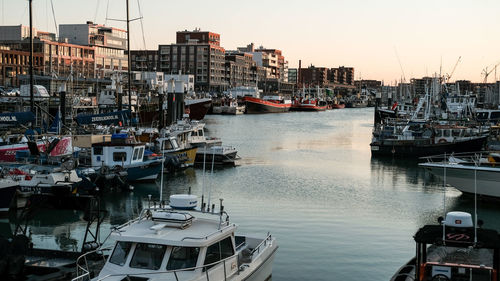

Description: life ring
[438,138,448,144]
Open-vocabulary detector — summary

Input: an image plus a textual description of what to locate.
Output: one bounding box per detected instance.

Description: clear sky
[2,0,500,83]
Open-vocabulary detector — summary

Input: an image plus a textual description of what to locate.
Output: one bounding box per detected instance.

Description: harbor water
[6,107,500,281]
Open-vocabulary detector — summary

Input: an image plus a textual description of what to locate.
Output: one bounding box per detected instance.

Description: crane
[445,56,461,82]
[482,61,500,83]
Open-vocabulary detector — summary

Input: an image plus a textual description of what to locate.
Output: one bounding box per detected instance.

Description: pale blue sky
[2,0,500,82]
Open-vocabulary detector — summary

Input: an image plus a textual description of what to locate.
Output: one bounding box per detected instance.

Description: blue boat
[88,134,162,182]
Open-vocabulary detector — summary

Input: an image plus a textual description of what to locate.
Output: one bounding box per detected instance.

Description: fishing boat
[186,122,239,166]
[74,194,278,281]
[419,152,500,198]
[243,96,291,114]
[391,211,500,281]
[85,133,163,182]
[370,121,489,157]
[154,133,197,169]
[184,98,212,120]
[291,87,328,111]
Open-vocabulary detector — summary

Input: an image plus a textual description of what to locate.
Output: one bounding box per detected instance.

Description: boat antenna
[474,153,479,244]
[207,147,216,212]
[442,152,447,243]
[126,0,132,116]
[201,144,207,211]
[159,139,165,203]
[29,0,34,114]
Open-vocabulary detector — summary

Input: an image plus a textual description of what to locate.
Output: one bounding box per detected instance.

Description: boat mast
[126,0,132,115]
[29,0,34,113]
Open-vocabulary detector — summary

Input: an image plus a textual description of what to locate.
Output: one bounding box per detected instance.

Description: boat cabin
[97,204,240,280]
[412,212,500,281]
[91,134,146,168]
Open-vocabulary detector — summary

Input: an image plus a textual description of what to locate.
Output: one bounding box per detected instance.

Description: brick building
[158,29,227,92]
[299,66,329,87]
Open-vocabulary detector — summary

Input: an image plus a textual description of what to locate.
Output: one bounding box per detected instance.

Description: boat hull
[241,245,277,281]
[331,104,345,109]
[124,160,162,182]
[0,181,18,212]
[186,99,212,120]
[195,150,238,166]
[244,97,291,114]
[169,147,198,168]
[370,136,488,157]
[290,105,327,111]
[421,163,500,198]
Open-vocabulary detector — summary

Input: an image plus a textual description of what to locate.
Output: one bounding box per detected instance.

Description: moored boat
[391,211,500,281]
[73,194,278,281]
[185,98,212,120]
[84,133,163,182]
[243,96,291,114]
[419,152,500,198]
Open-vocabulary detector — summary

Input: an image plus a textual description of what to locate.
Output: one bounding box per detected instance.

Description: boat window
[130,243,167,270]
[113,152,127,162]
[132,148,139,161]
[138,147,144,160]
[204,237,234,269]
[204,242,220,269]
[164,140,173,150]
[191,131,197,137]
[443,130,451,137]
[220,237,234,259]
[109,241,132,266]
[93,147,103,155]
[198,130,204,136]
[436,130,442,137]
[452,129,461,137]
[166,247,200,271]
[491,112,500,120]
[171,139,179,149]
[427,246,493,267]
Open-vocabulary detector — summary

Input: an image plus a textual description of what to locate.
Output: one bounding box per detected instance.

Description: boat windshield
[427,246,494,267]
[109,241,133,266]
[130,243,167,270]
[166,246,200,270]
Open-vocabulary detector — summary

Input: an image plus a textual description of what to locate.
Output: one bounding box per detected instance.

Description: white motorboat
[74,195,277,281]
[419,152,500,198]
[391,211,500,281]
[175,121,240,165]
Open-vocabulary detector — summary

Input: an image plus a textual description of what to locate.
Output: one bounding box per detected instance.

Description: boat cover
[0,112,35,125]
[76,110,131,125]
[414,225,500,249]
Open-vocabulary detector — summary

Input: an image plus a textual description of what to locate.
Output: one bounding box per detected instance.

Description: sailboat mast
[29,0,34,112]
[126,0,132,113]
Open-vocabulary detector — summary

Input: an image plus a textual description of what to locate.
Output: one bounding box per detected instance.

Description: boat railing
[73,250,243,281]
[72,245,112,281]
[250,232,273,256]
[420,151,499,167]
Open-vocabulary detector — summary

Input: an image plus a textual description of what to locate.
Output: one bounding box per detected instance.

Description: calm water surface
[8,108,500,281]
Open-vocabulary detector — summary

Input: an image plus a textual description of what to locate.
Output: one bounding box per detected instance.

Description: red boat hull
[332,103,346,109]
[243,97,291,114]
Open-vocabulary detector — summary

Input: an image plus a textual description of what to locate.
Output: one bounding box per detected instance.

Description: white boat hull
[421,163,500,197]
